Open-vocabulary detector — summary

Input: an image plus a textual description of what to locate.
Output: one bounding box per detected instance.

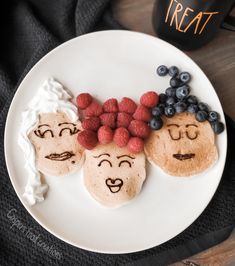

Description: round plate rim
[4,30,227,254]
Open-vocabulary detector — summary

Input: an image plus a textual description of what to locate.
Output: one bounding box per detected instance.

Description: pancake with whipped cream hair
[18,78,84,205]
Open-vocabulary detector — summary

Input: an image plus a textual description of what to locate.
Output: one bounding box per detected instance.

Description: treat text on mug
[165,0,219,34]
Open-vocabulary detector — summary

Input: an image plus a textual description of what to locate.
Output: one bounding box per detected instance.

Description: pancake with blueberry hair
[145,65,224,176]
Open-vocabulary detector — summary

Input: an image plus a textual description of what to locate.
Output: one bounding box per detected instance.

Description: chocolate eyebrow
[58,122,76,126]
[167,124,180,127]
[38,124,50,128]
[117,155,135,159]
[93,153,110,158]
[186,124,198,128]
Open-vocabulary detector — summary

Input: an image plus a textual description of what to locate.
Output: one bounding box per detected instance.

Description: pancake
[83,142,146,207]
[145,112,218,176]
[28,112,84,176]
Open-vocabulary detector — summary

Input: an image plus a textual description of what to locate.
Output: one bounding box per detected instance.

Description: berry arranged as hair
[76,91,159,153]
[150,65,224,134]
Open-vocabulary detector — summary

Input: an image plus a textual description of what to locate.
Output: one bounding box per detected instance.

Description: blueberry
[169,66,179,77]
[159,93,167,103]
[208,111,219,122]
[166,96,176,106]
[149,117,163,130]
[170,77,182,88]
[176,85,190,100]
[152,105,164,117]
[198,102,209,112]
[179,98,187,104]
[165,106,175,118]
[157,65,168,76]
[175,101,187,113]
[158,103,166,109]
[165,87,176,97]
[179,72,191,83]
[211,121,224,134]
[196,111,208,122]
[187,95,198,105]
[187,104,198,114]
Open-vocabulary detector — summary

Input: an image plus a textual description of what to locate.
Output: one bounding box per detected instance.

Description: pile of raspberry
[76,91,159,153]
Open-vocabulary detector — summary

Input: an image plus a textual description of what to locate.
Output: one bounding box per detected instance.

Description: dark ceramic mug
[153,0,235,50]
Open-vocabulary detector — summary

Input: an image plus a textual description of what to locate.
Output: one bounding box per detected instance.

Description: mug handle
[221,4,235,31]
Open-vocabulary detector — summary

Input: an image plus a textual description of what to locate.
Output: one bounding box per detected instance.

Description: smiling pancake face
[28,112,84,176]
[83,142,146,207]
[145,113,218,176]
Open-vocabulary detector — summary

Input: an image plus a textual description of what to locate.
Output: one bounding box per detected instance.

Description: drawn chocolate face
[83,143,146,207]
[28,112,84,176]
[145,112,218,176]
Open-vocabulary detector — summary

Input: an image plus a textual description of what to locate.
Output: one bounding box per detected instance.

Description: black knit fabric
[1,1,235,265]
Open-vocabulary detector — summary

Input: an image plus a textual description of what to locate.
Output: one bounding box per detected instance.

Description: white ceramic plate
[4,30,227,254]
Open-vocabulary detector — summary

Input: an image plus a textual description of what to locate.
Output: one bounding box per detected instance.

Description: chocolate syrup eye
[186,131,199,140]
[118,160,132,168]
[34,129,54,138]
[168,129,181,140]
[59,127,80,137]
[98,159,112,167]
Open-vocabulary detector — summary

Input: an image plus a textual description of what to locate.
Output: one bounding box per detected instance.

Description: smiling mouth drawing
[45,151,75,161]
[105,178,123,193]
[173,153,195,161]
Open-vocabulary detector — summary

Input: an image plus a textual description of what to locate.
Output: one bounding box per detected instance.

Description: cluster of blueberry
[149,65,224,134]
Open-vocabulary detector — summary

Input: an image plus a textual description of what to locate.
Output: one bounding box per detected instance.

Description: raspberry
[116,112,133,128]
[103,98,118,113]
[128,120,150,139]
[119,97,137,114]
[100,113,116,129]
[127,137,144,153]
[77,130,98,150]
[140,91,159,108]
[76,93,92,109]
[113,127,130,147]
[133,105,151,122]
[97,126,113,144]
[82,117,100,131]
[84,101,103,117]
